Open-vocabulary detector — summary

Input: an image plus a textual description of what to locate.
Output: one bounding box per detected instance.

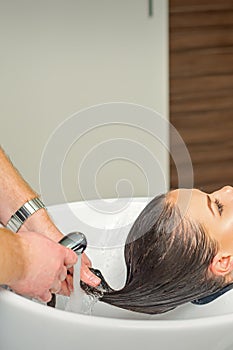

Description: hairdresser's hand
[19,210,101,295]
[59,253,101,296]
[9,231,78,302]
[61,253,101,296]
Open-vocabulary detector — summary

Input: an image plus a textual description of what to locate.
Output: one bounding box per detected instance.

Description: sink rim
[1,287,233,329]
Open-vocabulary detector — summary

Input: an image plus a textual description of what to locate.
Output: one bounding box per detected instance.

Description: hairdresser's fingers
[67,266,74,275]
[50,280,62,294]
[82,253,92,267]
[40,290,52,303]
[80,264,101,287]
[59,280,71,296]
[59,266,67,282]
[64,248,78,268]
[56,265,71,296]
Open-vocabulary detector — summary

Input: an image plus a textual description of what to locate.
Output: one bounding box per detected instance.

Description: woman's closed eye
[215,199,224,216]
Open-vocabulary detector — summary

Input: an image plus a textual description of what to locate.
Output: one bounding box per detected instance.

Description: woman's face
[170,186,233,255]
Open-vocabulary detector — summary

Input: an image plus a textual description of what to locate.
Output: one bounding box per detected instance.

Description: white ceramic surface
[1,198,233,350]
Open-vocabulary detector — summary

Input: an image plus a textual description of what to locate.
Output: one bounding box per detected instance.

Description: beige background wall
[0,0,169,204]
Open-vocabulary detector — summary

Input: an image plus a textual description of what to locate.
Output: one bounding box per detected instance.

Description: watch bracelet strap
[6,197,46,232]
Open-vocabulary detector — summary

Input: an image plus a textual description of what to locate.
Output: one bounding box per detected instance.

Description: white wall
[0,0,169,204]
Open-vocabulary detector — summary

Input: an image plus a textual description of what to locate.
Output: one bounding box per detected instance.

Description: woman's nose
[212,186,233,199]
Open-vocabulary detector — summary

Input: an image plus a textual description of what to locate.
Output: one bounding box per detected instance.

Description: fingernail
[90,276,101,285]
[60,274,66,282]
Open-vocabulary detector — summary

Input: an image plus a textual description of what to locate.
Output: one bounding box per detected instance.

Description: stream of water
[65,256,98,315]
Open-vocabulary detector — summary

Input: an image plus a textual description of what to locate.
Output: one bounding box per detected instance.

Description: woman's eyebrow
[207,195,215,217]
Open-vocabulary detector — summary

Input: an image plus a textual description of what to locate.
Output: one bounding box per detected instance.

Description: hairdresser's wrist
[0,228,26,286]
[18,208,63,242]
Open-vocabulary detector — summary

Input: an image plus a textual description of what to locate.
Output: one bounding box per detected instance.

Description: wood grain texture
[170,0,233,192]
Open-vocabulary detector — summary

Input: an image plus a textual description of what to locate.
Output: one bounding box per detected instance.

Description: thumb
[63,248,78,268]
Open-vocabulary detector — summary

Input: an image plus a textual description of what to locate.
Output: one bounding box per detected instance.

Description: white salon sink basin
[0,198,233,350]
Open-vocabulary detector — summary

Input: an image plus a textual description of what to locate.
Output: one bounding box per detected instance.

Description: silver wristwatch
[6,197,45,232]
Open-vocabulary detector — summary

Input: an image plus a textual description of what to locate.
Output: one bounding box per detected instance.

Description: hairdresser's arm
[0,227,78,301]
[0,147,100,288]
[0,147,62,241]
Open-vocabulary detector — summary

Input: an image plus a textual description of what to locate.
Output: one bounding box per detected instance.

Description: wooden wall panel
[170,0,233,192]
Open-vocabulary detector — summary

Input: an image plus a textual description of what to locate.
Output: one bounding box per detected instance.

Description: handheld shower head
[59,232,87,255]
[47,232,87,308]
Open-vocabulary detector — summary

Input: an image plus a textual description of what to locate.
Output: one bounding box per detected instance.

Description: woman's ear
[210,253,233,276]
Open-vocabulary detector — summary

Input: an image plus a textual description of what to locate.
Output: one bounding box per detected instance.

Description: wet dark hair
[81,194,227,314]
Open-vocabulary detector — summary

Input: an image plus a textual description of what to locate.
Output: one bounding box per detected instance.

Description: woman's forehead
[168,188,194,202]
[168,189,201,216]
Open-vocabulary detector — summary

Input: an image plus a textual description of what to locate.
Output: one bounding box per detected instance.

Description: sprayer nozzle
[59,232,87,254]
[47,232,87,308]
